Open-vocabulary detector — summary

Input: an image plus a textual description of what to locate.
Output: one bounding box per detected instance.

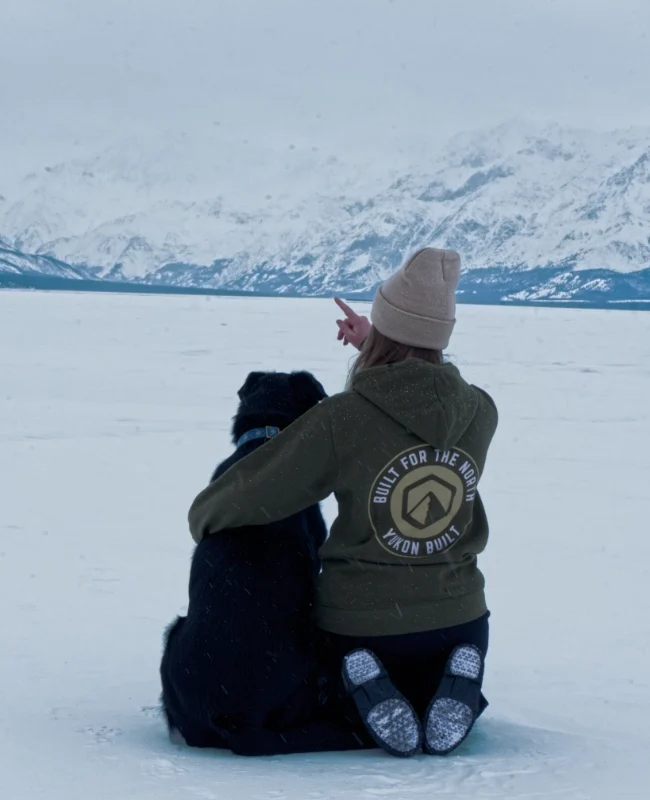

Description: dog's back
[160,371,328,749]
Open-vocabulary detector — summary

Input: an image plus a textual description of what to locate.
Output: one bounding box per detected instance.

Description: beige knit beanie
[370,247,461,351]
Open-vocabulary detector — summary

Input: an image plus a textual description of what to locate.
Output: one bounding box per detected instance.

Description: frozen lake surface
[1,290,649,799]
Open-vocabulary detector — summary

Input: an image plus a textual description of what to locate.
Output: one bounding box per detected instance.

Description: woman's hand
[334,297,371,350]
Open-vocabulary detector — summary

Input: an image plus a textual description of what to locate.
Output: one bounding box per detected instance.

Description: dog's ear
[289,371,328,415]
[237,371,267,400]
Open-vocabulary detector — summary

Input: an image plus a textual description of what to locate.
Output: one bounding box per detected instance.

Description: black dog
[160,370,332,755]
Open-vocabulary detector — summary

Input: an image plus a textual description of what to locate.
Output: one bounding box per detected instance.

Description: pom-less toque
[371,248,461,351]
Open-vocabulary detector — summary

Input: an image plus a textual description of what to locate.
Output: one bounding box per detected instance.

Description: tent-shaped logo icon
[401,474,458,531]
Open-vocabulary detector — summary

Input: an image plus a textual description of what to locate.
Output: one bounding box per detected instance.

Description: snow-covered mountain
[1,121,650,303]
[0,236,94,281]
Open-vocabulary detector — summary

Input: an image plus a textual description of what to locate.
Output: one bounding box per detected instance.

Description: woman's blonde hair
[347,327,443,387]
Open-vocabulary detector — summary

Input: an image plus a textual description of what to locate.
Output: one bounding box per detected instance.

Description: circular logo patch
[368,446,480,558]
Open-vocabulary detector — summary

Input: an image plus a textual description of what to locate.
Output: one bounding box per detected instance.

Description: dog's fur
[160,371,330,755]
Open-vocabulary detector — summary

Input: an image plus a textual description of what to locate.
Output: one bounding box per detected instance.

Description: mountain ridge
[1,120,649,303]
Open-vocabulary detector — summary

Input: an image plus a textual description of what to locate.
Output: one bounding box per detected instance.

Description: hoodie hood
[352,360,479,450]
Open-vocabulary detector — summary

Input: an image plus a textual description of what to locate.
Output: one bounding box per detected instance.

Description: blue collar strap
[237,426,280,448]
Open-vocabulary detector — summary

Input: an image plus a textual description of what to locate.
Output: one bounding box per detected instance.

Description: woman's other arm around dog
[188,399,338,543]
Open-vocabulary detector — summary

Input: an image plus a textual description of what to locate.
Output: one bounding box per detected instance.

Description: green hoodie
[189,360,498,637]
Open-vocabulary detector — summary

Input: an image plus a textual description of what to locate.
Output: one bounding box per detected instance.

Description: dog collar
[236,426,281,449]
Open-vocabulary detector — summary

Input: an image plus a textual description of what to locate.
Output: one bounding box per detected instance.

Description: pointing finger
[334,297,359,320]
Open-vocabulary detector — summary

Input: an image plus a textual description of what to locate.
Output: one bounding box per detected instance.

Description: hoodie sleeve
[188,400,338,543]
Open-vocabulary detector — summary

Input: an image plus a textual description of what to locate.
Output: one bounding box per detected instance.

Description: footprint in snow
[80,726,123,745]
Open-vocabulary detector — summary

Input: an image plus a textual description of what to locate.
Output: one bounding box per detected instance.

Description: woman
[189,248,498,758]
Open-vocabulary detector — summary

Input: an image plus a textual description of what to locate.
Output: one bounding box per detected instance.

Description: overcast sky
[2,0,650,173]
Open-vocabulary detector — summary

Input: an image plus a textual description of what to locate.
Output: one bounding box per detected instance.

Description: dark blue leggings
[222,614,490,755]
[319,612,490,718]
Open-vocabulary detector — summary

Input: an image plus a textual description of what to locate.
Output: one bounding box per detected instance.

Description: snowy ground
[1,290,649,799]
